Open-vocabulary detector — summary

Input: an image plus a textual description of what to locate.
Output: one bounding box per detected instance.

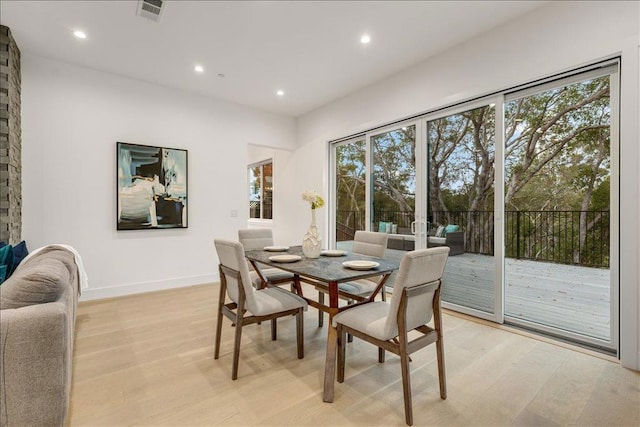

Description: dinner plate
[321,249,347,257]
[268,254,302,263]
[342,260,380,270]
[263,245,290,252]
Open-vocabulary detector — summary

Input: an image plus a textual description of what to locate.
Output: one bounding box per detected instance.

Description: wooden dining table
[244,245,399,402]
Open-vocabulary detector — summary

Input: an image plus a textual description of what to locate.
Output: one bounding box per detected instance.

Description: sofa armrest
[0,302,71,427]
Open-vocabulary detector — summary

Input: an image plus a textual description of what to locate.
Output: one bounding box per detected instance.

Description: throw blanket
[18,244,89,295]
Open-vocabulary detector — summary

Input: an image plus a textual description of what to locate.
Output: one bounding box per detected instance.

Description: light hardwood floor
[69,283,639,426]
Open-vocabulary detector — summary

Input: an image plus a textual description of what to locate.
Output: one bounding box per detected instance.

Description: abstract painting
[117,142,188,230]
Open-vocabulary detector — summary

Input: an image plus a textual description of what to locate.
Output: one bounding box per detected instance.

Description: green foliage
[334,74,612,266]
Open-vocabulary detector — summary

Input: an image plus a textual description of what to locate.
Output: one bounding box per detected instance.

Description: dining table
[244,245,400,403]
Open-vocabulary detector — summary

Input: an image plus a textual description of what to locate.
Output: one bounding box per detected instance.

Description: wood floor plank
[68,283,639,426]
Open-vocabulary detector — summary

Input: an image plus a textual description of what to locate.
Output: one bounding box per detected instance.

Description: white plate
[263,245,290,252]
[321,249,347,257]
[342,260,380,270]
[269,254,302,263]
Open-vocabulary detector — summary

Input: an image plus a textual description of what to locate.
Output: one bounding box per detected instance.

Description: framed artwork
[117,142,188,230]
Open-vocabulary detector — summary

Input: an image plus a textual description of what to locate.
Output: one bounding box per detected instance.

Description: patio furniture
[214,239,307,380]
[333,247,450,426]
[387,233,416,251]
[238,228,295,289]
[428,225,464,255]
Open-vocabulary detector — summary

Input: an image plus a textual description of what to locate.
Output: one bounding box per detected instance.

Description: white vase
[302,208,322,258]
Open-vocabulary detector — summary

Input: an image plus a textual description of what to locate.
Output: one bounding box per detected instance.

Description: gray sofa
[0,246,80,427]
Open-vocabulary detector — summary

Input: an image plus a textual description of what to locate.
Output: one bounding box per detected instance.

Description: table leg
[323,280,339,403]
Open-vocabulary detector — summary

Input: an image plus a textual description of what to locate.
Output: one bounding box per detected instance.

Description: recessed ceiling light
[276,90,284,96]
[194,65,204,73]
[73,30,87,39]
[360,34,371,44]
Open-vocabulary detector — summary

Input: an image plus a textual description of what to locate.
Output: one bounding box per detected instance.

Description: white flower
[302,190,325,209]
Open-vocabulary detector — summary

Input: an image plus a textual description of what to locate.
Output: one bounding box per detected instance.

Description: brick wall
[0,25,21,244]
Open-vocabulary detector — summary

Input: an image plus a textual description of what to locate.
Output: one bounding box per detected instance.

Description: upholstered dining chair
[333,247,450,426]
[238,228,295,290]
[317,230,389,327]
[214,239,307,380]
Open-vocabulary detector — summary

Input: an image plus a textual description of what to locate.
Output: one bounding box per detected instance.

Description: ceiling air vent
[137,0,164,23]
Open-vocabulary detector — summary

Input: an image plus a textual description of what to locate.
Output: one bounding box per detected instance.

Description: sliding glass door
[425,102,500,320]
[370,124,417,246]
[333,137,366,245]
[503,67,617,349]
[329,61,619,352]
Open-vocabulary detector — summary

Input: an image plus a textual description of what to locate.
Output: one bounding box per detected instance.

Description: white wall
[293,0,640,369]
[21,54,296,300]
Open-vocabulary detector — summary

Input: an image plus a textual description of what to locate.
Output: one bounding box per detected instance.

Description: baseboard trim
[79,273,219,301]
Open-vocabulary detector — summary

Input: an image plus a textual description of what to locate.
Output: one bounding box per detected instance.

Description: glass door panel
[427,105,497,316]
[370,125,416,251]
[334,139,366,246]
[504,73,614,347]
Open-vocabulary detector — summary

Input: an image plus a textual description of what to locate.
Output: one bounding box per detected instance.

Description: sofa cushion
[435,225,445,237]
[0,244,15,284]
[0,257,70,309]
[12,240,29,272]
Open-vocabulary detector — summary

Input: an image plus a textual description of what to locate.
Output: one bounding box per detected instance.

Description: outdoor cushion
[445,224,460,234]
[435,225,446,237]
[428,236,447,245]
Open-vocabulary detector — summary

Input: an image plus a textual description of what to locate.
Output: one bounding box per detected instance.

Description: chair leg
[214,281,226,359]
[378,347,385,363]
[434,291,447,400]
[318,291,324,327]
[347,300,353,342]
[296,309,304,359]
[399,350,413,426]
[436,335,447,400]
[231,315,244,381]
[214,311,224,359]
[337,325,346,383]
[271,318,277,340]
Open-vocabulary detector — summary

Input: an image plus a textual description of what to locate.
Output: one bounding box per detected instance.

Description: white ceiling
[1,1,548,117]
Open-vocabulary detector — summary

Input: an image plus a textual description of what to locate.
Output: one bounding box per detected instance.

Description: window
[248,160,273,220]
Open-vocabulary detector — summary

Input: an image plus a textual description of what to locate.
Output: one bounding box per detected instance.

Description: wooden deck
[439,253,610,342]
[337,242,611,343]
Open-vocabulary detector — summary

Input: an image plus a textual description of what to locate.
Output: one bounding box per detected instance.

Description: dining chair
[214,239,307,380]
[333,247,450,426]
[238,228,295,290]
[317,230,389,327]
